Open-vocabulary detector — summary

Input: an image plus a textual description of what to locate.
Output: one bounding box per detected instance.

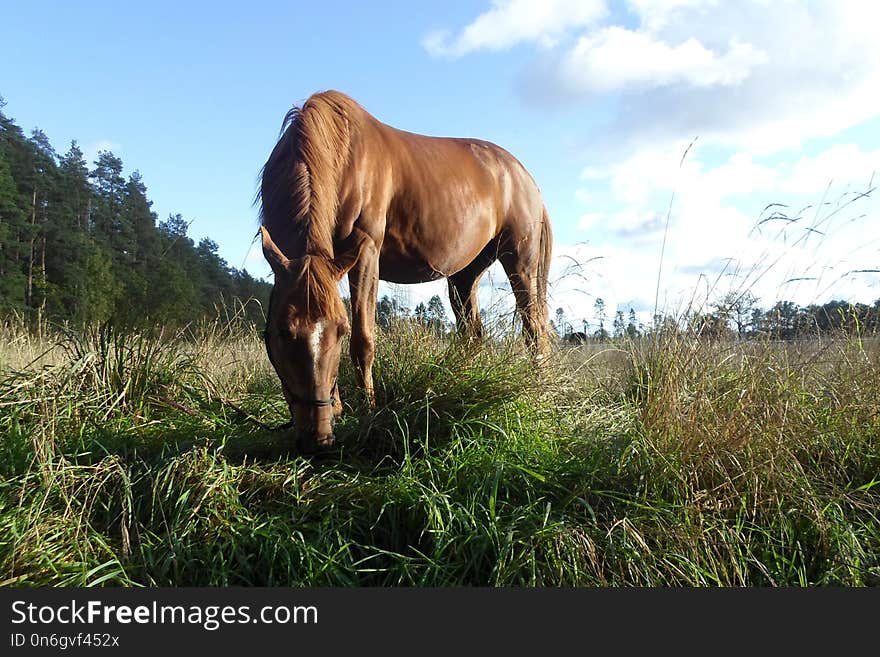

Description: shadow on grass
[55,400,402,476]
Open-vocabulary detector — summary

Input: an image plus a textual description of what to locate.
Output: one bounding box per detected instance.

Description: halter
[263,288,338,410]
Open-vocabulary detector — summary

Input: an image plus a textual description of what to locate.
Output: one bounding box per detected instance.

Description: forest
[0,96,271,328]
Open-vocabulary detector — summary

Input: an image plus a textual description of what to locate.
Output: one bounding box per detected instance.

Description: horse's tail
[537,205,553,351]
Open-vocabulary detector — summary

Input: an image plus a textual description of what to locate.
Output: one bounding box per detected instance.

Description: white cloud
[510,0,880,154]
[558,27,766,95]
[423,0,606,57]
[577,212,602,230]
[625,0,718,32]
[781,145,880,196]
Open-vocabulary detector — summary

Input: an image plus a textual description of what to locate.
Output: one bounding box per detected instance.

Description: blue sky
[3,1,878,327]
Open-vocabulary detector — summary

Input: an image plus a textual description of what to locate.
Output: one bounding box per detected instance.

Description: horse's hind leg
[499,225,551,357]
[447,237,499,339]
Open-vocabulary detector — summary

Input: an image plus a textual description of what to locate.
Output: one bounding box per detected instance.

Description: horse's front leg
[347,243,380,407]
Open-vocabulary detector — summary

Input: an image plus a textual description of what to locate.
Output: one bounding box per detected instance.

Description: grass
[0,315,878,587]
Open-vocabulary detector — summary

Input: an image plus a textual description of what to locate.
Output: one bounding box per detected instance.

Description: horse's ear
[332,229,371,279]
[260,226,290,275]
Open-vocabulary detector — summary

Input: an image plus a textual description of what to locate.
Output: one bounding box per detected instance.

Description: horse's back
[384,126,540,213]
[363,123,541,279]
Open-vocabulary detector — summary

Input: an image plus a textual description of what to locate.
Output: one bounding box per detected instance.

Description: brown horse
[259,90,552,452]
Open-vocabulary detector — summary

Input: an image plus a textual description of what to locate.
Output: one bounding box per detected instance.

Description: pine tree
[426,294,448,334]
[593,298,608,340]
[613,310,625,338]
[90,150,133,257]
[116,170,160,318]
[0,152,26,311]
[555,307,566,337]
[45,141,92,318]
[196,237,235,315]
[27,129,61,317]
[626,308,639,338]
[149,213,198,324]
[413,302,428,326]
[0,98,31,312]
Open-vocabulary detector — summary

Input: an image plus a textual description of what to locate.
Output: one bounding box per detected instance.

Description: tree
[690,310,729,339]
[626,308,639,338]
[426,294,448,334]
[767,300,799,339]
[555,307,566,337]
[714,291,758,337]
[593,298,608,340]
[149,214,199,323]
[750,307,766,337]
[377,295,405,329]
[57,142,90,230]
[78,247,119,323]
[90,151,135,262]
[0,153,26,311]
[196,237,235,313]
[124,171,158,268]
[413,301,428,326]
[0,106,56,316]
[42,141,93,319]
[18,129,58,314]
[613,310,625,338]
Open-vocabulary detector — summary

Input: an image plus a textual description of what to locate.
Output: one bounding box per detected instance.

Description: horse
[258,90,552,452]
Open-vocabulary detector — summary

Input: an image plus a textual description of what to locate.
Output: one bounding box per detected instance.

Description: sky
[3,0,879,330]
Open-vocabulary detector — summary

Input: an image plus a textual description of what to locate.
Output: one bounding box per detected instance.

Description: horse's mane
[284,253,348,323]
[259,90,364,320]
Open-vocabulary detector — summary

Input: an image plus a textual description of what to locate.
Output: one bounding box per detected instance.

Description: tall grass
[1,314,877,586]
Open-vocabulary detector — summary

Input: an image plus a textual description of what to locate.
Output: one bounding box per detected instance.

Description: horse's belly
[377,181,501,283]
[378,254,444,284]
[377,223,492,284]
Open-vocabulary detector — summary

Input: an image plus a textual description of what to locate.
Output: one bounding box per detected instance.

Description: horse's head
[260,226,367,452]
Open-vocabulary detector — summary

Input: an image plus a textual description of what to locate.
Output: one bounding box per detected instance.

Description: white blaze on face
[309,319,325,363]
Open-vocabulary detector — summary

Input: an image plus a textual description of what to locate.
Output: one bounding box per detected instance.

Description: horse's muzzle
[296,431,336,454]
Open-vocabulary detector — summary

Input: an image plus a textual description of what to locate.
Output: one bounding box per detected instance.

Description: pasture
[1,314,877,586]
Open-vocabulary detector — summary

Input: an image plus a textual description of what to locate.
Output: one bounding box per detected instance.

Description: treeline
[371,288,880,344]
[0,97,270,328]
[689,294,880,340]
[556,291,880,343]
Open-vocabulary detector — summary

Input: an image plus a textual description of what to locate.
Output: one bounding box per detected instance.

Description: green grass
[1,318,878,586]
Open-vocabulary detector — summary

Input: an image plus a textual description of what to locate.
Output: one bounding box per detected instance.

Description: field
[1,315,878,586]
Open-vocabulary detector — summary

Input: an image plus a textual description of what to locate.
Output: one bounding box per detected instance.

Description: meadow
[0,312,878,586]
